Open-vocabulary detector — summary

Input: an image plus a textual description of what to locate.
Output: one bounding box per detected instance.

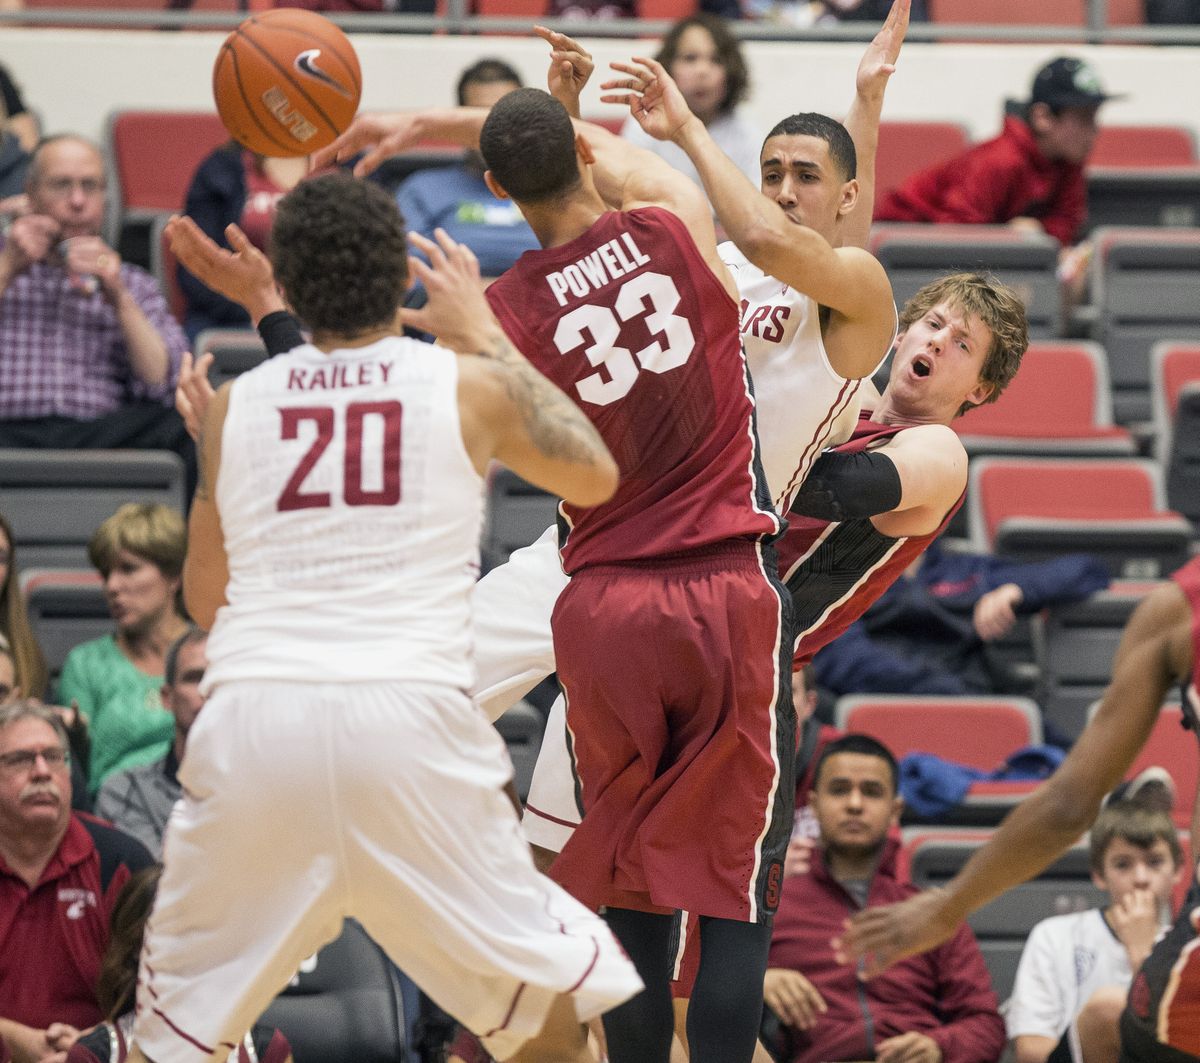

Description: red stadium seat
[967,457,1193,579]
[1152,341,1200,455]
[108,110,230,215]
[835,695,1041,772]
[875,121,970,200]
[1091,125,1197,169]
[955,341,1135,456]
[472,0,544,14]
[1105,0,1144,22]
[928,0,1085,25]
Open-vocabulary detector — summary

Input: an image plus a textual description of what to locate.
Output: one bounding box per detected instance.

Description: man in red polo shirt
[0,703,153,1063]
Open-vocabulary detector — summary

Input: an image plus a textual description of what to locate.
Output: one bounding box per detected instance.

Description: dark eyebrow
[761,157,823,173]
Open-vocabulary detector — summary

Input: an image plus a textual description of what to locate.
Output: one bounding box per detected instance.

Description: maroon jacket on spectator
[875,115,1087,245]
[768,837,1005,1063]
[0,814,152,1029]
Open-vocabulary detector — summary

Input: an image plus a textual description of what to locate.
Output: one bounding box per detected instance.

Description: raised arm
[183,381,232,631]
[841,0,909,251]
[837,580,1194,977]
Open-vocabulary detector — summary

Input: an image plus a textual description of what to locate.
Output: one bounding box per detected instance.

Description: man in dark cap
[875,55,1120,246]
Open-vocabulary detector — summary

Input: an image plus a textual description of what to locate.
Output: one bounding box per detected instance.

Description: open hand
[856,0,910,103]
[400,228,498,354]
[166,215,282,324]
[763,967,827,1030]
[175,351,216,443]
[536,25,593,118]
[601,57,696,144]
[311,113,427,178]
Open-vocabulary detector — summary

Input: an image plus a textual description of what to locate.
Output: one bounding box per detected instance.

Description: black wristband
[791,448,903,523]
[257,310,305,358]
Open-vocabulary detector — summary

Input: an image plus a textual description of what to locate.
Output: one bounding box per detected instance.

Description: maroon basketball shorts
[548,540,797,925]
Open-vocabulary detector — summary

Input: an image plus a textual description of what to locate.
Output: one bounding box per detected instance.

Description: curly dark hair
[764,113,857,182]
[656,13,749,116]
[480,88,581,206]
[271,173,408,336]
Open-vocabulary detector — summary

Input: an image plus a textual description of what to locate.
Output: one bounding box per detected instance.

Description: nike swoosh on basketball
[294,49,352,97]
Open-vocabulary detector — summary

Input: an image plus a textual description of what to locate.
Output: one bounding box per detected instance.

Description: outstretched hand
[833,887,960,978]
[856,0,910,102]
[176,351,216,443]
[400,228,499,355]
[165,215,282,323]
[600,57,696,144]
[536,25,593,118]
[310,113,426,178]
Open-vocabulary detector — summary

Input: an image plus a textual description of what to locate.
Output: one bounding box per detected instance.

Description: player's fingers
[631,55,669,80]
[225,223,254,253]
[408,232,449,273]
[351,142,394,178]
[406,255,437,291]
[193,351,216,387]
[600,93,641,109]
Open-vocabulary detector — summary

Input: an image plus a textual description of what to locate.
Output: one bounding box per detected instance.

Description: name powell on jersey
[58,887,98,920]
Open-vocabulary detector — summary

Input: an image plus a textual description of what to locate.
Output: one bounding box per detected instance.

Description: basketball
[213,9,362,158]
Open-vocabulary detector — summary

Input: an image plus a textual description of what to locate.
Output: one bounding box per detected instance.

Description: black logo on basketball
[294,49,352,98]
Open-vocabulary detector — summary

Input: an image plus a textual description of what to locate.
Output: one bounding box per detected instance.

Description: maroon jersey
[776,414,965,667]
[486,207,779,573]
[1172,556,1200,727]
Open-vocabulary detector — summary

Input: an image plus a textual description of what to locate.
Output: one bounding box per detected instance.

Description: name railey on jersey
[546,232,651,307]
[286,361,395,391]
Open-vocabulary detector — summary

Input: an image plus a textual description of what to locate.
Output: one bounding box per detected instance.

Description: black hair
[271,173,408,336]
[812,733,899,794]
[479,87,581,206]
[456,58,523,106]
[656,13,749,116]
[164,624,205,687]
[763,113,857,182]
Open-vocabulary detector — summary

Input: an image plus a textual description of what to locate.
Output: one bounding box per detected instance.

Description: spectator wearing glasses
[0,702,153,1063]
[0,136,191,484]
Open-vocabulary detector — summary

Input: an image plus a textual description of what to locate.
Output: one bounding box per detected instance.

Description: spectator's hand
[165,215,283,324]
[3,213,59,272]
[763,967,827,1030]
[401,229,498,354]
[176,351,216,443]
[313,112,426,178]
[43,1024,80,1052]
[1008,217,1044,235]
[0,192,30,217]
[536,26,593,118]
[784,834,816,878]
[59,236,121,296]
[855,0,909,103]
[601,57,697,145]
[972,583,1023,642]
[5,1023,53,1063]
[877,1032,943,1063]
[1110,887,1160,969]
[835,886,960,978]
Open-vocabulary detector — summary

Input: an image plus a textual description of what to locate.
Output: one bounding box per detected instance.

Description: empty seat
[1092,227,1200,423]
[481,468,559,573]
[1151,341,1200,458]
[21,570,110,679]
[875,121,971,200]
[968,457,1193,580]
[928,0,1085,24]
[1086,168,1200,233]
[108,110,229,216]
[494,699,545,802]
[195,328,270,388]
[1091,126,1197,169]
[870,224,1061,337]
[1035,580,1162,740]
[1112,703,1199,830]
[1166,383,1200,524]
[954,341,1134,457]
[0,450,186,571]
[257,920,409,1063]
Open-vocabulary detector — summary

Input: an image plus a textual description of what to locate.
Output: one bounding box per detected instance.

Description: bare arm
[182,382,231,631]
[837,582,1194,977]
[841,0,909,251]
[869,424,967,538]
[1013,1035,1057,1063]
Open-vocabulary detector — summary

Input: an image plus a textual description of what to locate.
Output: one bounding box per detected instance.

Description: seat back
[1166,383,1200,524]
[21,570,111,680]
[834,695,1041,772]
[0,450,186,571]
[258,920,408,1063]
[1151,341,1200,458]
[1091,126,1197,169]
[928,0,1085,23]
[875,121,970,199]
[494,699,545,802]
[481,468,559,573]
[195,329,269,388]
[871,224,1061,337]
[1093,227,1200,423]
[108,110,229,214]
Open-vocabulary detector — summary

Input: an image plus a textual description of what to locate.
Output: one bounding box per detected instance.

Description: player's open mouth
[912,356,932,378]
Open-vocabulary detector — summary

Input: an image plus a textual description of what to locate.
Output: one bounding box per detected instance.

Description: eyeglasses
[0,746,69,773]
[39,177,106,199]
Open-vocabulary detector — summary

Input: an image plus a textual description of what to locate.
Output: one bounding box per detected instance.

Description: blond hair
[87,503,186,580]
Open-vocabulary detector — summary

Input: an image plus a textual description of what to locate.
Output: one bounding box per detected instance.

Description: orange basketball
[213,9,361,158]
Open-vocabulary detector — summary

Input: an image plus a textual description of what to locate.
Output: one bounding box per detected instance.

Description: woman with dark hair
[0,509,48,701]
[620,12,761,186]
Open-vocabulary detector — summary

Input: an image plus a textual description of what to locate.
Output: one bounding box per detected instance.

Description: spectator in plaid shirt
[0,135,190,480]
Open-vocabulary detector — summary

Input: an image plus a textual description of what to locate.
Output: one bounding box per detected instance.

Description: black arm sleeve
[258,310,305,358]
[789,448,903,523]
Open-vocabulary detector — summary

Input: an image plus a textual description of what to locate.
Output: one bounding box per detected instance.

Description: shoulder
[76,813,154,872]
[62,635,119,669]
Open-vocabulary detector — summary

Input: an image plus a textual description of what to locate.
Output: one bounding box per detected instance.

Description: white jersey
[720,240,887,510]
[205,336,484,690]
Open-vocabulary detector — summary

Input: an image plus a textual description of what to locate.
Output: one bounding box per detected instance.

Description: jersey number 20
[553,272,695,406]
[277,400,402,512]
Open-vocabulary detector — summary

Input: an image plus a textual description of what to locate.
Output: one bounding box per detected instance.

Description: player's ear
[575,132,596,167]
[963,378,995,408]
[483,170,510,201]
[838,177,859,219]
